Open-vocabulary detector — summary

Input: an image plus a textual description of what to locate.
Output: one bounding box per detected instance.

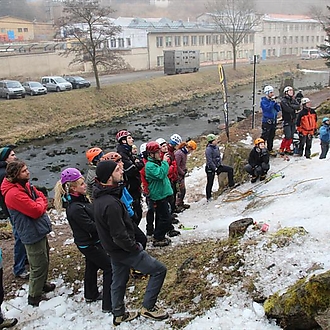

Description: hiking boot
[251,176,258,183]
[269,150,277,157]
[15,270,29,279]
[285,150,293,155]
[174,206,185,213]
[113,311,139,326]
[140,305,169,321]
[182,203,190,209]
[259,175,266,181]
[167,229,181,237]
[153,238,171,247]
[86,292,102,303]
[278,148,285,155]
[28,295,48,307]
[0,318,18,329]
[171,215,179,224]
[43,282,56,293]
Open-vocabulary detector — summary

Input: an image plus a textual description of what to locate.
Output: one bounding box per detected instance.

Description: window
[183,35,189,46]
[273,37,276,45]
[156,37,163,47]
[249,34,254,43]
[277,36,280,44]
[311,36,314,43]
[263,37,266,45]
[213,35,219,44]
[175,36,181,46]
[306,36,309,43]
[316,36,319,42]
[118,38,124,47]
[206,35,212,45]
[126,38,131,47]
[191,35,197,46]
[18,28,22,32]
[283,36,287,44]
[110,38,116,48]
[244,35,248,44]
[24,28,28,32]
[301,36,304,43]
[157,56,164,67]
[295,36,298,43]
[198,35,204,45]
[268,37,271,45]
[289,36,293,44]
[165,36,172,47]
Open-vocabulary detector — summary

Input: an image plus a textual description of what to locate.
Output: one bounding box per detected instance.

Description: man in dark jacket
[279,86,300,155]
[1,161,55,306]
[93,160,168,326]
[116,130,144,225]
[244,138,270,183]
[0,147,29,279]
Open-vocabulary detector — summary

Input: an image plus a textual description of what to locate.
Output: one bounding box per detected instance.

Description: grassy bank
[0,59,327,145]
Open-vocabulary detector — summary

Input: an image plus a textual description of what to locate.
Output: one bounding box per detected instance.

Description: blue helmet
[322,117,329,123]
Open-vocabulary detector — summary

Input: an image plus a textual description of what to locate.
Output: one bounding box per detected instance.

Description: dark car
[64,76,91,89]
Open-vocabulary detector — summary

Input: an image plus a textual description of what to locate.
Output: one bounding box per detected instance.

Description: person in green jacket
[145,141,180,247]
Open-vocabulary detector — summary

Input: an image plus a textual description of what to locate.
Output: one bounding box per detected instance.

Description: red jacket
[1,179,48,219]
[140,158,149,195]
[160,150,178,183]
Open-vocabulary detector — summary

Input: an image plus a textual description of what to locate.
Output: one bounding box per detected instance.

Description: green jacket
[145,157,173,201]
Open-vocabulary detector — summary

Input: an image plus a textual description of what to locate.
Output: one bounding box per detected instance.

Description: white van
[0,80,26,99]
[41,76,72,92]
[301,49,320,60]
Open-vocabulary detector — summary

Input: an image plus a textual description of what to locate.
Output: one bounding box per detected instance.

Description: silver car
[41,76,72,92]
[22,81,47,96]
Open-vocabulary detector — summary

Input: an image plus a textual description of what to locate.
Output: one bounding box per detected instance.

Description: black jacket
[65,194,100,246]
[0,161,9,218]
[93,182,140,261]
[116,144,144,196]
[280,95,300,124]
[248,147,269,168]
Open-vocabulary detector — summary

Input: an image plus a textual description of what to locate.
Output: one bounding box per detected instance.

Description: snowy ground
[2,136,330,330]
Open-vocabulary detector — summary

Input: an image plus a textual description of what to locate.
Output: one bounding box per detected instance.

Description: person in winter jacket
[244,138,270,183]
[0,147,29,279]
[54,168,112,313]
[85,147,104,201]
[174,140,197,211]
[319,117,330,159]
[1,161,55,307]
[116,130,144,225]
[260,85,281,155]
[279,86,301,155]
[145,142,180,247]
[205,134,235,200]
[296,98,318,159]
[93,160,168,326]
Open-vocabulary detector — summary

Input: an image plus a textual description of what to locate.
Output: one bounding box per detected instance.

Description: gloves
[261,148,268,156]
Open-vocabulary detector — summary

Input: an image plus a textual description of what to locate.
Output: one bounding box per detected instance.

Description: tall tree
[206,0,261,70]
[58,0,125,90]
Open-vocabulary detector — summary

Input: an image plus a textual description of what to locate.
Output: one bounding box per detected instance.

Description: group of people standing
[50,131,199,325]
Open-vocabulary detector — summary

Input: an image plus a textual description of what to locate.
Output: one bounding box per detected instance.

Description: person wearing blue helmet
[319,117,330,159]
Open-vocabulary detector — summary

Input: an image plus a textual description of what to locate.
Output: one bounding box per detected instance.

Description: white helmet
[156,138,167,146]
[170,133,182,146]
[301,97,311,105]
[140,142,147,154]
[264,85,274,95]
[284,86,293,93]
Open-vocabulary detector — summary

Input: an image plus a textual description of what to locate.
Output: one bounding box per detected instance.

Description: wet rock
[46,151,55,157]
[30,153,37,158]
[55,137,64,142]
[208,117,221,123]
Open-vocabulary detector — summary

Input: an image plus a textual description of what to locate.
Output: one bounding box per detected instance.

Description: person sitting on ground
[319,117,330,159]
[205,134,236,201]
[93,160,169,325]
[145,141,180,247]
[1,161,55,307]
[260,85,281,156]
[174,140,197,212]
[244,138,270,183]
[85,147,104,201]
[0,247,18,329]
[0,147,29,280]
[296,98,318,159]
[54,168,112,313]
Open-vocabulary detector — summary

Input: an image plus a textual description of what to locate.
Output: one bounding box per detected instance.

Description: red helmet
[116,130,131,142]
[86,147,103,163]
[101,152,122,162]
[146,141,161,153]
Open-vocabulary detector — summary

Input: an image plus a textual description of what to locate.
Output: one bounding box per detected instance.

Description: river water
[16,69,330,193]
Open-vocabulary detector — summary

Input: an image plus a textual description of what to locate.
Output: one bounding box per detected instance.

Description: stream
[16,69,330,193]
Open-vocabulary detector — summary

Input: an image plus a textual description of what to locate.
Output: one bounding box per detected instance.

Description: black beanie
[0,147,12,162]
[96,160,117,184]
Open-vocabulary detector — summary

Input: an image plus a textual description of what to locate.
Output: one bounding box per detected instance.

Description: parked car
[0,80,25,99]
[41,76,72,92]
[22,81,47,96]
[64,76,91,89]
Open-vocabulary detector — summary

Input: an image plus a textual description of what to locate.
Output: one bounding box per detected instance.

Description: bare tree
[58,0,125,90]
[206,0,261,70]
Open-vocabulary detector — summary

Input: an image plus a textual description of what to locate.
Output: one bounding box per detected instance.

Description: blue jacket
[205,143,222,171]
[260,96,281,123]
[319,123,330,143]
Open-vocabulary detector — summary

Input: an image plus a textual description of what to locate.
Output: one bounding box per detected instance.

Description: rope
[222,177,322,202]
